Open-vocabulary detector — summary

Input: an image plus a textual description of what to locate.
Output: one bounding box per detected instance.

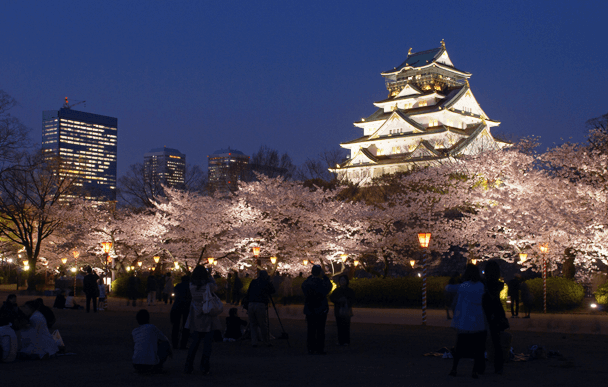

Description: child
[132,309,172,374]
[223,308,247,342]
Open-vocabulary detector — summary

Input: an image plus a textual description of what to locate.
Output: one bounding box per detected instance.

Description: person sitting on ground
[35,298,56,329]
[224,308,247,342]
[132,309,172,374]
[65,291,81,310]
[0,321,18,363]
[53,291,67,309]
[18,300,59,360]
[0,294,20,327]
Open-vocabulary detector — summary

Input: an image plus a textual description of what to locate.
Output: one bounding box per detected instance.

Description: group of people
[0,295,63,362]
[446,261,512,378]
[131,264,357,374]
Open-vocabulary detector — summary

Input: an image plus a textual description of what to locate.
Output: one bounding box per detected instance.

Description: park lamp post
[252,246,261,272]
[174,261,179,270]
[102,241,112,287]
[540,243,548,313]
[72,250,79,295]
[207,257,215,265]
[519,253,527,263]
[418,232,431,326]
[154,255,160,271]
[303,259,309,266]
[270,256,277,265]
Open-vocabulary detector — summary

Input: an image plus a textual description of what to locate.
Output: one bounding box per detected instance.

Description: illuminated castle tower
[332,40,507,184]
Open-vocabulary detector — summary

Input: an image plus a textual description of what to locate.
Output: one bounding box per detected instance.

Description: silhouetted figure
[83,267,100,313]
[520,280,533,318]
[483,260,508,375]
[507,276,521,317]
[127,273,141,307]
[302,265,332,355]
[224,308,247,341]
[329,275,354,346]
[170,275,191,349]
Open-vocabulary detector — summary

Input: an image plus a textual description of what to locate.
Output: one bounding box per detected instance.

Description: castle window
[418,100,427,107]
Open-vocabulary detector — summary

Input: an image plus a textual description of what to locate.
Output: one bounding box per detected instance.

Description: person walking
[147,272,157,306]
[302,265,332,355]
[329,275,355,346]
[445,264,486,378]
[483,260,508,375]
[183,266,221,375]
[83,267,100,313]
[246,270,276,347]
[507,275,521,317]
[170,275,191,350]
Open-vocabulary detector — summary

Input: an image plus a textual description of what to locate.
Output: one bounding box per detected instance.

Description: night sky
[2,1,607,177]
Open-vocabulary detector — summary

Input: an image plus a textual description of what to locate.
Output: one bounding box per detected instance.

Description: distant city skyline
[2,1,607,179]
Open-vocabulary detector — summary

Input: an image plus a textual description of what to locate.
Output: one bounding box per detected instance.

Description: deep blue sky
[2,1,607,177]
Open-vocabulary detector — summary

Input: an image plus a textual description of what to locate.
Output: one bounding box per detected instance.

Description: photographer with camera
[245,270,275,347]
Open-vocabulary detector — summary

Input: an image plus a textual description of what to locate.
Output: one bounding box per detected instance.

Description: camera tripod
[239,295,290,347]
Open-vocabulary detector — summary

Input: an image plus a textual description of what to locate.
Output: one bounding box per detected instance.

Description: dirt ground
[2,301,607,387]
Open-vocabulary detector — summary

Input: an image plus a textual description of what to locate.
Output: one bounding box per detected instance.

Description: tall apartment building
[207,148,250,192]
[42,103,118,202]
[143,146,186,189]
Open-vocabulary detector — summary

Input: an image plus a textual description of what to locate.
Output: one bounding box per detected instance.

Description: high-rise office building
[143,146,186,189]
[42,104,118,202]
[207,148,250,192]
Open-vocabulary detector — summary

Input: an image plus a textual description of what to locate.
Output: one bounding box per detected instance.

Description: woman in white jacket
[183,266,221,375]
[445,264,486,378]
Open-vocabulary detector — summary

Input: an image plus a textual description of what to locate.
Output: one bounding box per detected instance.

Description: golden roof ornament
[408,47,413,55]
[465,79,470,87]
[440,39,445,49]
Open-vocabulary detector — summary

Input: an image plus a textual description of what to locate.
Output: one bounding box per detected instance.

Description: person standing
[507,275,521,318]
[147,272,157,306]
[483,260,508,375]
[445,264,486,378]
[163,273,174,304]
[280,273,293,305]
[184,266,221,375]
[127,273,140,307]
[83,267,100,313]
[329,275,355,346]
[170,275,191,350]
[302,265,332,355]
[246,270,276,347]
[520,280,533,318]
[225,273,232,305]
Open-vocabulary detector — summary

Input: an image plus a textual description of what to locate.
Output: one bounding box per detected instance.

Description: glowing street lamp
[417,232,431,326]
[61,258,68,265]
[540,243,548,313]
[252,246,260,257]
[340,254,348,263]
[353,260,359,267]
[410,260,416,268]
[174,261,179,270]
[154,256,160,264]
[207,257,215,265]
[471,259,477,265]
[23,259,28,266]
[137,261,143,267]
[71,267,76,273]
[519,253,528,263]
[270,256,277,265]
[303,259,308,266]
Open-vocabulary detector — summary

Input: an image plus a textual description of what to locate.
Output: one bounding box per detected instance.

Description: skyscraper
[42,104,118,202]
[207,148,250,192]
[143,146,186,189]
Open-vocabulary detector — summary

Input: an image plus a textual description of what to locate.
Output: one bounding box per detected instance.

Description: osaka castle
[332,40,508,184]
